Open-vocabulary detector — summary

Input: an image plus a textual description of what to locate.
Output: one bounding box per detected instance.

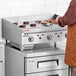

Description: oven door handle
[37,59,59,68]
[48,74,58,76]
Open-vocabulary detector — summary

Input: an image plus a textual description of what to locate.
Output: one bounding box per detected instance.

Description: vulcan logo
[23,30,31,32]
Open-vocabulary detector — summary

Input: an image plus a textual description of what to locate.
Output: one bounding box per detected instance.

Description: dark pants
[70,66,76,76]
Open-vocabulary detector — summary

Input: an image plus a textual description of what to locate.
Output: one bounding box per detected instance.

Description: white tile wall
[0,0,22,8]
[0,0,71,38]
[56,4,69,16]
[10,8,34,16]
[56,0,71,15]
[23,0,45,8]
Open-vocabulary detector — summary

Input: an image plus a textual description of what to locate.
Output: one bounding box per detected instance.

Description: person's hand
[46,19,58,24]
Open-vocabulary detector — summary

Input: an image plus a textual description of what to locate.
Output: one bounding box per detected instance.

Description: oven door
[25,54,68,73]
[25,69,68,76]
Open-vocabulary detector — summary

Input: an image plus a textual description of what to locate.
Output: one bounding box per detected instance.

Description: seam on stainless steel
[24,54,65,59]
[24,68,68,74]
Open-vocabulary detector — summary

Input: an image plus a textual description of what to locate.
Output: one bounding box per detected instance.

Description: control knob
[28,36,34,42]
[47,35,52,40]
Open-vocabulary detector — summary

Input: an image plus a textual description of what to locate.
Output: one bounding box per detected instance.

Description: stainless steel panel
[23,47,65,57]
[0,40,5,76]
[56,41,66,50]
[0,61,3,76]
[25,69,68,76]
[5,45,24,76]
[25,55,68,73]
[0,45,4,60]
[6,44,65,58]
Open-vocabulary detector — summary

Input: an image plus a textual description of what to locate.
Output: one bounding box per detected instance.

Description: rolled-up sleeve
[58,0,76,27]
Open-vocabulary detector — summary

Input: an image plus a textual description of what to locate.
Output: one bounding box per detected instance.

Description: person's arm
[58,0,76,27]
